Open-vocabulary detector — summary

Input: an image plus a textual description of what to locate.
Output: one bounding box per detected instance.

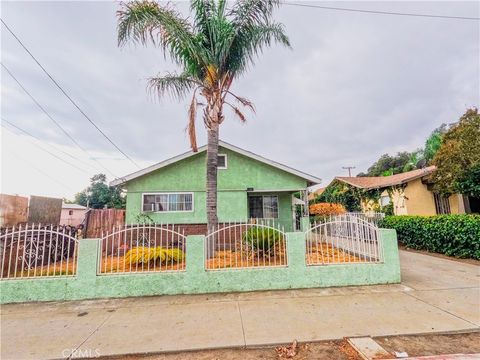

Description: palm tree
[117,0,290,234]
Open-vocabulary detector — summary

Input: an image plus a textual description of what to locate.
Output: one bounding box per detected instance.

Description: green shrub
[243,226,284,252]
[379,215,480,259]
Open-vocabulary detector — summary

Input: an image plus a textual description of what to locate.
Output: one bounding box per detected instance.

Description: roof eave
[110,141,322,186]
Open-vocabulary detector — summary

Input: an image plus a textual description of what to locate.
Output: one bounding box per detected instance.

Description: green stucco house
[111,141,321,232]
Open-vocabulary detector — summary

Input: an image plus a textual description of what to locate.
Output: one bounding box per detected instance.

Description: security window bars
[143,193,193,212]
[248,195,278,219]
[434,193,451,214]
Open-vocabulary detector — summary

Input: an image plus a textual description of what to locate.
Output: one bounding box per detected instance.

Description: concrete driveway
[1,250,479,360]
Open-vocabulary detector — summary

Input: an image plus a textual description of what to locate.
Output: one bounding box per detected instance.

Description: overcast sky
[1,1,479,199]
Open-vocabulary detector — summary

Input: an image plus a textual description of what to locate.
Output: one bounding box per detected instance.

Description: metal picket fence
[205,219,287,270]
[98,223,186,274]
[346,212,385,226]
[0,224,79,279]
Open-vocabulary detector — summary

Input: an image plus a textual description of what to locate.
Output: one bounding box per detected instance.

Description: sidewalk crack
[67,311,114,359]
[403,291,480,328]
[237,301,247,347]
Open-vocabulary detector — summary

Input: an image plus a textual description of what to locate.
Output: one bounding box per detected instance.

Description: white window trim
[248,195,279,219]
[380,195,391,207]
[218,154,228,170]
[142,192,194,213]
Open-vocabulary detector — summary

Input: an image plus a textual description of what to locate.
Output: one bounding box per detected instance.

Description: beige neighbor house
[332,166,474,216]
[60,203,87,226]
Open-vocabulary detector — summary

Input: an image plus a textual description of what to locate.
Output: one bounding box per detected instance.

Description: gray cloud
[1,1,479,190]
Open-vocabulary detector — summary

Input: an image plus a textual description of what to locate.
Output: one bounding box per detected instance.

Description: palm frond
[190,0,215,41]
[187,91,199,151]
[117,0,206,75]
[226,21,290,76]
[226,102,247,123]
[147,72,198,100]
[229,0,280,27]
[227,92,255,113]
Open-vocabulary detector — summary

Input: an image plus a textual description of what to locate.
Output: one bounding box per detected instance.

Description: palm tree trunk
[206,124,219,231]
[205,98,221,258]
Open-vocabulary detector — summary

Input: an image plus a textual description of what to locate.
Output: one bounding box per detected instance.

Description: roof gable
[111,141,321,186]
[334,166,436,190]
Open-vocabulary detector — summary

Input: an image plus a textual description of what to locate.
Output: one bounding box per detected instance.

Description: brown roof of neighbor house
[308,187,326,200]
[335,166,436,190]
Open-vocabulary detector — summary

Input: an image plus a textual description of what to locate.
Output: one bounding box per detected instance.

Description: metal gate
[305,214,383,265]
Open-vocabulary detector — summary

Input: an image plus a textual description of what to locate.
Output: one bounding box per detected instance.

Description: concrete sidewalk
[1,250,479,360]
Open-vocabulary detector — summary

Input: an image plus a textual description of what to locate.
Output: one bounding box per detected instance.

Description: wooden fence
[85,209,125,238]
[0,194,28,227]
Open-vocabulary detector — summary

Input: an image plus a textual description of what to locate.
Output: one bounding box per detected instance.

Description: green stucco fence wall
[0,230,400,304]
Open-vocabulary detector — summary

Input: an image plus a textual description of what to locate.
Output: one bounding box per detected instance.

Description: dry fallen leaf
[276,340,298,358]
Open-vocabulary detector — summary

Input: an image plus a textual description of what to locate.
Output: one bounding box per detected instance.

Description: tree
[456,163,480,198]
[359,151,417,177]
[424,123,448,164]
[432,108,480,195]
[75,174,126,209]
[117,0,290,232]
[316,181,363,212]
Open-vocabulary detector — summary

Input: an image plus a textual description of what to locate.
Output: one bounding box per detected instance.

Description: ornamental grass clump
[243,226,284,253]
[125,246,184,265]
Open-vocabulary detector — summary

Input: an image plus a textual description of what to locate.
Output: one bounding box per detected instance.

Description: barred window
[434,193,450,214]
[143,193,193,212]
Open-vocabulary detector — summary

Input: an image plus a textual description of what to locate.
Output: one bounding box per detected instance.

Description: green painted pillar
[76,239,99,280]
[185,235,206,293]
[66,239,99,300]
[379,229,401,282]
[186,235,205,273]
[300,216,310,232]
[286,232,306,270]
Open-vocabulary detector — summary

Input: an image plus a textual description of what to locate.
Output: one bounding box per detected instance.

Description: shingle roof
[308,187,325,200]
[335,166,436,190]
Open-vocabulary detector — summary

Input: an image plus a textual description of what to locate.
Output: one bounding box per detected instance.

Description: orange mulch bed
[205,246,287,270]
[18,261,77,277]
[99,255,185,273]
[307,243,363,264]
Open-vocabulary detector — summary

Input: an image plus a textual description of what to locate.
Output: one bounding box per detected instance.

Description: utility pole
[342,166,356,177]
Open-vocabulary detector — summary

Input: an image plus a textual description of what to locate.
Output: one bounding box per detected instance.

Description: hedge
[379,215,480,260]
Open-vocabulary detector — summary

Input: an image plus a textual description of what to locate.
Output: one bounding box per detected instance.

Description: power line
[2,122,92,175]
[2,117,96,173]
[283,2,480,21]
[8,152,76,193]
[1,62,117,178]
[1,18,140,168]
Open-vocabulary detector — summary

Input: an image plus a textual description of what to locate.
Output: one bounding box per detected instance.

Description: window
[68,210,73,216]
[143,193,193,212]
[218,154,227,169]
[248,195,278,218]
[380,195,391,207]
[434,193,451,214]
